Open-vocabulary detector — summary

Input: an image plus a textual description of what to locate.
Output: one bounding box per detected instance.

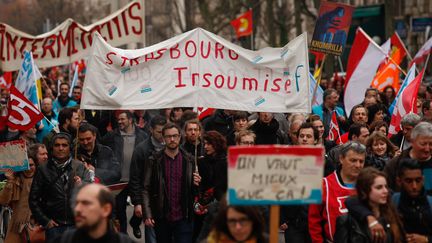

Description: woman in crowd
[383,86,396,107]
[0,156,40,243]
[334,167,405,243]
[227,111,249,146]
[367,103,388,125]
[205,199,267,243]
[307,115,336,152]
[365,132,398,170]
[369,120,389,137]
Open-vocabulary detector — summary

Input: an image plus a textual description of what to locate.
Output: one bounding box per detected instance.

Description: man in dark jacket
[128,115,166,243]
[57,184,134,243]
[250,112,286,145]
[77,123,121,185]
[203,109,234,137]
[143,123,201,243]
[101,110,147,236]
[29,133,92,241]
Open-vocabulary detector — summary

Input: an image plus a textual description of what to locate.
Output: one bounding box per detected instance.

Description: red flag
[327,111,342,144]
[230,10,253,38]
[194,107,215,120]
[0,72,12,90]
[389,69,424,135]
[390,32,408,61]
[7,85,43,131]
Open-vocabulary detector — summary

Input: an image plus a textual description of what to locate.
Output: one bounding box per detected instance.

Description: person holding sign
[0,157,40,243]
[308,141,366,243]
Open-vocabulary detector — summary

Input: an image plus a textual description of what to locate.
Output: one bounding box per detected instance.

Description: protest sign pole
[312,54,327,106]
[269,205,280,243]
[250,8,254,50]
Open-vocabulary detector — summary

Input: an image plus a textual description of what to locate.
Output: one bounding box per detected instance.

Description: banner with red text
[81,28,310,113]
[0,0,144,71]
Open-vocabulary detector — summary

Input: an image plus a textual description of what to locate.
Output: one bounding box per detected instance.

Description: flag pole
[250,8,253,50]
[312,54,326,106]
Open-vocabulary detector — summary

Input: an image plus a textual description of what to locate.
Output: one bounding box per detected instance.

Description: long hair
[356,167,404,242]
[211,198,266,242]
[366,132,398,157]
[203,130,227,155]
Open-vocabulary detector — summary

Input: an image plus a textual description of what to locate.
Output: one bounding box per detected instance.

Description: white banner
[0,0,144,71]
[81,28,310,113]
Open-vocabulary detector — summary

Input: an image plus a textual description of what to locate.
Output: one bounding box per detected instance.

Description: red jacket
[308,171,356,242]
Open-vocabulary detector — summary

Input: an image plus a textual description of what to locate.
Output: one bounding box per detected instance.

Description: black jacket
[101,127,148,168]
[29,158,91,227]
[128,138,157,205]
[77,143,121,185]
[203,110,233,137]
[143,148,197,221]
[198,153,227,201]
[334,213,394,243]
[250,118,285,145]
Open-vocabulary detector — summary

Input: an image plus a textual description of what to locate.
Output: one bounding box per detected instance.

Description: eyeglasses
[240,141,254,145]
[227,217,252,227]
[164,134,180,139]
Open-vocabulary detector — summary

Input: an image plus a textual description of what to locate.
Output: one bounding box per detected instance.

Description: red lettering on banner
[284,79,291,93]
[87,26,100,46]
[155,48,166,59]
[121,11,129,36]
[120,56,129,67]
[106,52,116,65]
[128,2,143,35]
[41,35,56,58]
[80,30,87,50]
[200,41,211,59]
[185,40,197,58]
[19,37,32,58]
[174,67,187,88]
[214,75,224,88]
[69,23,79,54]
[227,76,237,90]
[202,73,212,87]
[6,32,18,60]
[31,39,43,58]
[170,44,180,59]
[263,75,269,92]
[242,78,258,91]
[130,57,139,66]
[192,73,199,86]
[100,21,114,40]
[215,42,224,59]
[145,53,154,62]
[228,49,239,60]
[112,16,122,38]
[57,30,70,57]
[271,78,281,92]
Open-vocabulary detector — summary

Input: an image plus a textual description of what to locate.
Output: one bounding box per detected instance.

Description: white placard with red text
[0,0,144,71]
[81,28,310,113]
[228,145,324,205]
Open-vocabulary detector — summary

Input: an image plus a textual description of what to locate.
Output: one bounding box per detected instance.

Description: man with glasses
[309,141,366,243]
[143,123,202,243]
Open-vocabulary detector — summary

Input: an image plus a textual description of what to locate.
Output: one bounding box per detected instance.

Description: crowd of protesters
[0,66,432,243]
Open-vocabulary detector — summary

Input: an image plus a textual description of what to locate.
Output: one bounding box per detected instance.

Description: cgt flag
[230,10,253,38]
[7,85,44,131]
